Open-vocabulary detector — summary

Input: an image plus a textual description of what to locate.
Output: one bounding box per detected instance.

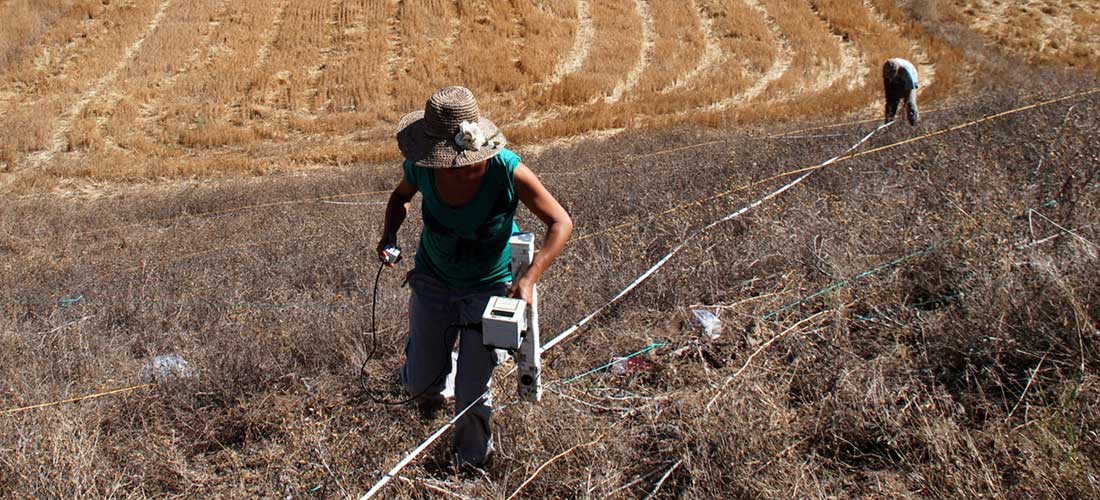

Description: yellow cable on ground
[1,384,152,416]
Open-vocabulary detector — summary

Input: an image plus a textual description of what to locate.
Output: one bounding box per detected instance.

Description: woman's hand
[507,276,536,304]
[376,235,400,267]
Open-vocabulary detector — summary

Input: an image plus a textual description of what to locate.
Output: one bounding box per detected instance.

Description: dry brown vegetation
[3,0,1100,498]
[2,74,1099,497]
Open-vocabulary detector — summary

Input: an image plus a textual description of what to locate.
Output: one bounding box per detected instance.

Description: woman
[376,86,572,469]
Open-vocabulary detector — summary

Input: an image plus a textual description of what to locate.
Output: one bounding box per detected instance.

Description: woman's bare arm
[377,178,418,266]
[509,162,573,302]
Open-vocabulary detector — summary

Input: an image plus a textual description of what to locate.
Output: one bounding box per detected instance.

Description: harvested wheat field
[2,0,1100,498]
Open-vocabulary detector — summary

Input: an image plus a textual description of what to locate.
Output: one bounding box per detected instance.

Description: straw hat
[396,86,507,168]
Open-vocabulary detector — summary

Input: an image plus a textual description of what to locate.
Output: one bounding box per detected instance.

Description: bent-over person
[883,57,919,126]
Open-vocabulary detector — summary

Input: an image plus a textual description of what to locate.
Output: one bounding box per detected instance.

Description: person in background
[883,57,920,126]
[377,86,572,470]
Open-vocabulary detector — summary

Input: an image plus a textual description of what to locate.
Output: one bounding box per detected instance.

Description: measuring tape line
[1,384,152,416]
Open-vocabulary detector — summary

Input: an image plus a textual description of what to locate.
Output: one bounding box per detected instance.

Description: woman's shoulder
[491,148,521,170]
[402,159,426,187]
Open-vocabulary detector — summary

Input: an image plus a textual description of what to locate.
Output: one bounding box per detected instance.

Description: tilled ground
[1,72,1099,498]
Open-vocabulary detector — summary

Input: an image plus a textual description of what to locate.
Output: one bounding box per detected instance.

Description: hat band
[424,127,453,140]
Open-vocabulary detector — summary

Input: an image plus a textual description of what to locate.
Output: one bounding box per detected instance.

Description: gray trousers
[884,82,919,126]
[400,269,505,466]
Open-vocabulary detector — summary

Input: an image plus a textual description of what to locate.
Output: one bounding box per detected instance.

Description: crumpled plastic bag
[142,354,194,383]
[610,356,656,376]
[690,309,723,340]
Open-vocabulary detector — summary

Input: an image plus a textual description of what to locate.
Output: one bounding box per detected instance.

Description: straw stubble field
[1,0,1099,498]
[0,0,978,192]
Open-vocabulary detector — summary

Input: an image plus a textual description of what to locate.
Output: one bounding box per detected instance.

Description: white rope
[543,121,889,351]
[358,392,487,499]
[357,121,891,499]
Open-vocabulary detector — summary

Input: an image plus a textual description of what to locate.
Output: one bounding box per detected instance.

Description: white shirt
[887,58,919,88]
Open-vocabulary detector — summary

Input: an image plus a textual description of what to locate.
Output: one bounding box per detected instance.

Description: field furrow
[508,0,576,89]
[383,0,402,94]
[134,0,231,131]
[253,0,289,70]
[303,1,342,116]
[146,0,283,155]
[2,6,97,107]
[315,1,390,118]
[30,0,174,166]
[657,0,720,95]
[541,0,593,90]
[864,0,933,87]
[556,0,641,106]
[755,0,841,101]
[621,0,775,119]
[703,0,791,111]
[0,1,150,158]
[479,1,579,124]
[446,0,523,99]
[257,1,336,117]
[806,0,866,94]
[509,0,641,131]
[97,0,227,154]
[388,0,460,113]
[604,0,654,104]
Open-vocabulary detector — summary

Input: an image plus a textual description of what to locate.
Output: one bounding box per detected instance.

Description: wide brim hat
[396,86,507,168]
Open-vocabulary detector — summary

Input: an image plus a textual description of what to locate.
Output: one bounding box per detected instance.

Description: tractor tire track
[659,0,722,95]
[864,0,934,87]
[16,19,98,103]
[384,0,403,96]
[806,1,864,93]
[300,0,344,115]
[966,0,1009,36]
[386,0,458,104]
[508,0,623,129]
[254,0,289,71]
[542,0,593,89]
[1,4,125,114]
[30,0,174,166]
[132,0,229,134]
[442,3,462,65]
[605,0,654,104]
[97,0,229,152]
[702,0,790,112]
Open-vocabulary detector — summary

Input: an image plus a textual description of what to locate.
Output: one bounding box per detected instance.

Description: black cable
[359,262,478,406]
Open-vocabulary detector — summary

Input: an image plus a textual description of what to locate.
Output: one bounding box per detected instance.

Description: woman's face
[435,160,488,183]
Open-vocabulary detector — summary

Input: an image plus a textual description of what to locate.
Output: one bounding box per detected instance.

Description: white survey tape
[543,121,890,351]
[359,393,486,499]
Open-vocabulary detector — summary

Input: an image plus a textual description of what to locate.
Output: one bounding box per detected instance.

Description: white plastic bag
[690,309,723,340]
[142,354,194,383]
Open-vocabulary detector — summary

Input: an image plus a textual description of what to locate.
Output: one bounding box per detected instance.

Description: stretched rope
[1,384,151,416]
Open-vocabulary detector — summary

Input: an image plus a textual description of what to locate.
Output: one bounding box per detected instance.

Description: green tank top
[403,149,521,289]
